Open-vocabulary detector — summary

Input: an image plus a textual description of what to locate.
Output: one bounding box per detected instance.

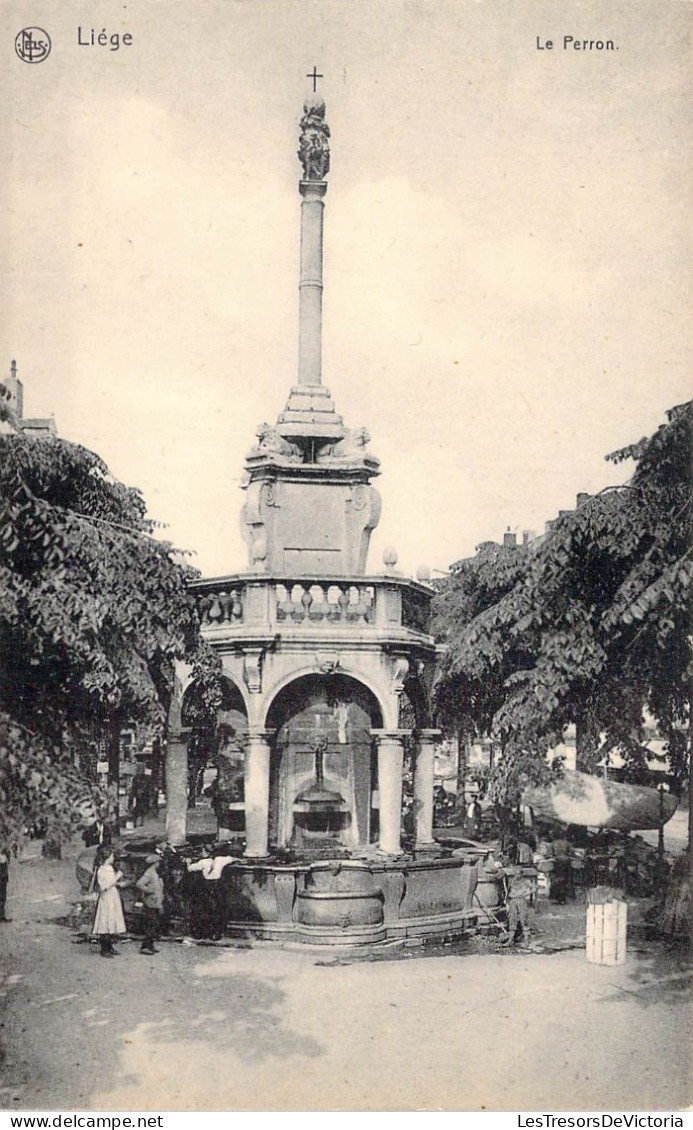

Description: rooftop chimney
[6,359,23,419]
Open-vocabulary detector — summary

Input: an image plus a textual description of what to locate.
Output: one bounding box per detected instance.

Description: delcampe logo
[15,27,51,63]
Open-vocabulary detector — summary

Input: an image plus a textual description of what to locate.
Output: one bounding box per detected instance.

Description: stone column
[165,732,189,846]
[413,729,442,847]
[298,179,327,386]
[243,729,274,858]
[372,730,409,855]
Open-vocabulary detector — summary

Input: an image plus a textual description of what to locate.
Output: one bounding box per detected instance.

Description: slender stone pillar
[243,729,274,858]
[298,179,327,387]
[279,99,343,432]
[165,732,188,846]
[413,729,442,847]
[372,730,409,855]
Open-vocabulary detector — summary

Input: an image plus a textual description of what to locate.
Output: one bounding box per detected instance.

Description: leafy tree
[0,421,221,847]
[0,714,104,853]
[433,402,692,845]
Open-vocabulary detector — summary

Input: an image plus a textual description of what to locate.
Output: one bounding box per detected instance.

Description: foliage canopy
[0,426,221,846]
[433,402,692,809]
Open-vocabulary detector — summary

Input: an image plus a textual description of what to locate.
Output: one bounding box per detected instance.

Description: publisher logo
[15,27,51,63]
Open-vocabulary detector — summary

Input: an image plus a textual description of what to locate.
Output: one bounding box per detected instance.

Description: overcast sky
[5,0,691,577]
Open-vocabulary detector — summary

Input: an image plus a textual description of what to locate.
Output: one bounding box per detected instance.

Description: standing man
[186,845,238,941]
[464,796,483,839]
[550,829,573,904]
[136,853,164,955]
[502,863,535,945]
[0,846,11,923]
[130,765,150,828]
[82,805,113,849]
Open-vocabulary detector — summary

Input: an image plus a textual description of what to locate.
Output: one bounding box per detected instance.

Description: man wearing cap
[136,854,164,955]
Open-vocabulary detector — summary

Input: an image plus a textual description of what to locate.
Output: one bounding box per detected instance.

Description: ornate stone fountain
[162,92,496,947]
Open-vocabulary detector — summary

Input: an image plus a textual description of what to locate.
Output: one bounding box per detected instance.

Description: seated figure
[316,426,378,466]
[249,423,302,462]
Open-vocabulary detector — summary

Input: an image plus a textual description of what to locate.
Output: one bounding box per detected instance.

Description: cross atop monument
[306,66,323,93]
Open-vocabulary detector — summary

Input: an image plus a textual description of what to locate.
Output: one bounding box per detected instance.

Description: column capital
[299,179,328,200]
[371,729,410,746]
[415,728,443,743]
[244,727,276,743]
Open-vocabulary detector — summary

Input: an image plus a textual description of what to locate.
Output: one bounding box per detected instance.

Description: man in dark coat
[0,847,11,922]
[549,831,572,904]
[82,806,113,849]
[129,766,151,827]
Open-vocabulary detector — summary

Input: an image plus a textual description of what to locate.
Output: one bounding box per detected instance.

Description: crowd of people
[76,775,672,955]
[87,841,240,956]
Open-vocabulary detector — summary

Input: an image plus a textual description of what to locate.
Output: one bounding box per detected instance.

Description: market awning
[523,769,678,831]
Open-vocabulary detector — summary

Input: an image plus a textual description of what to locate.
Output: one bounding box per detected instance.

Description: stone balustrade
[275,581,375,624]
[196,585,245,626]
[192,575,432,635]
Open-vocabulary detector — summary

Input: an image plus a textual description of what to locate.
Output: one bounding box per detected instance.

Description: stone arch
[265,673,384,850]
[180,674,248,728]
[262,665,390,731]
[265,672,384,731]
[181,676,248,813]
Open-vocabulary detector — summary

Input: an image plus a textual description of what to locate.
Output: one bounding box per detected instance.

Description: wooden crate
[586,900,627,965]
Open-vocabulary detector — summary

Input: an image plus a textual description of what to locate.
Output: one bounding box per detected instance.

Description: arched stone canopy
[265,673,384,849]
[179,676,248,815]
[265,672,384,731]
[181,674,248,729]
[262,665,389,731]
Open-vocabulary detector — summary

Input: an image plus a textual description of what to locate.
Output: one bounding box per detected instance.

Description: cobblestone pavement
[0,842,690,1112]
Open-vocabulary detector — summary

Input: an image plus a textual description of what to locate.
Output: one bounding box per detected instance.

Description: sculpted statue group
[250,423,302,463]
[316,427,377,466]
[249,423,377,469]
[298,95,330,181]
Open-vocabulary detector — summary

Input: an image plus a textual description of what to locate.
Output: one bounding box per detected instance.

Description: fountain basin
[76,839,502,948]
[222,851,495,945]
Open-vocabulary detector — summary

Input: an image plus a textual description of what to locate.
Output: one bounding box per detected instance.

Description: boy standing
[136,853,164,955]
